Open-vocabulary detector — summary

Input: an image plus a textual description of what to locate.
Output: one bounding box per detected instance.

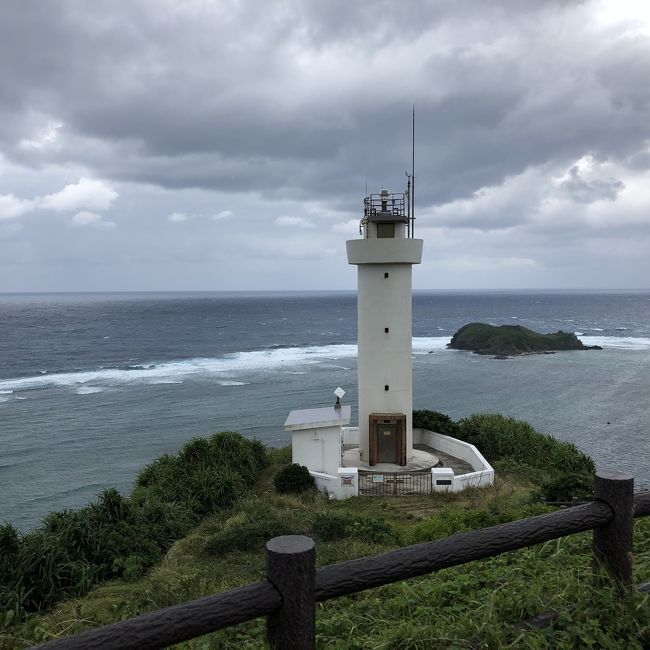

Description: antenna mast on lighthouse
[411,105,415,237]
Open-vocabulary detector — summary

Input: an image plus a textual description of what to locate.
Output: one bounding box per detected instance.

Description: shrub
[205,514,292,555]
[412,409,461,436]
[0,523,19,578]
[134,432,266,513]
[351,516,396,544]
[312,512,397,544]
[0,431,267,621]
[267,445,292,466]
[95,487,130,523]
[312,512,353,541]
[457,413,595,479]
[273,464,315,495]
[540,472,594,502]
[409,502,551,544]
[178,437,213,464]
[208,431,267,487]
[135,454,175,488]
[130,493,197,548]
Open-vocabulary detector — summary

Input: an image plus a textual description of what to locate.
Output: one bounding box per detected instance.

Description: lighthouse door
[377,424,397,463]
[369,414,406,466]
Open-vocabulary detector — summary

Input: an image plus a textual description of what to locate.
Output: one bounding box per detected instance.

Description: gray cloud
[557,165,624,202]
[1,1,650,290]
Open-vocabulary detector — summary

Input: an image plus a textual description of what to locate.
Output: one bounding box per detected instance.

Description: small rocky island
[448,322,602,357]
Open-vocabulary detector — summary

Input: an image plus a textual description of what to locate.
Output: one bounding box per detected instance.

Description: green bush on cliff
[0,431,267,621]
[273,463,315,495]
[540,472,595,501]
[411,409,595,499]
[457,413,595,498]
[312,512,397,544]
[458,413,595,475]
[412,409,461,436]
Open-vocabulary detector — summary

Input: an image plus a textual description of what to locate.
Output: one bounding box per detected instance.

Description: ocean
[1,290,649,531]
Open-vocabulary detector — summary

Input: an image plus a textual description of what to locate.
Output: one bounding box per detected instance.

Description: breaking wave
[2,334,647,393]
[75,386,104,395]
[578,336,650,350]
[0,343,360,392]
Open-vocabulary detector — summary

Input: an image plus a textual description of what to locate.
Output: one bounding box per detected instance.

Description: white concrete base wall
[414,428,494,492]
[342,426,360,446]
[300,427,492,496]
[414,428,472,463]
[451,469,494,492]
[310,468,358,500]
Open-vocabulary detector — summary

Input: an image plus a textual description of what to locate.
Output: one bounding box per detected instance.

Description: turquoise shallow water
[1,290,649,530]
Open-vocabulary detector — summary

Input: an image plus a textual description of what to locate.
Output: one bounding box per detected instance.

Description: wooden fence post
[266,535,316,649]
[593,470,634,592]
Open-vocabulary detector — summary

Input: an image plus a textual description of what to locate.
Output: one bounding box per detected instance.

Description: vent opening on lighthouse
[376,223,395,238]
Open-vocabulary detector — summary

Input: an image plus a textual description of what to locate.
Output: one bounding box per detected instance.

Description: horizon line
[2,288,650,295]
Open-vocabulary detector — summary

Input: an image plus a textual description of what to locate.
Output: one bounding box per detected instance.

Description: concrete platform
[414,444,474,475]
[341,443,475,476]
[342,445,439,472]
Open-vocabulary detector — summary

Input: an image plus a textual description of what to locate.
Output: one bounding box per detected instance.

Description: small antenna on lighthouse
[411,105,415,237]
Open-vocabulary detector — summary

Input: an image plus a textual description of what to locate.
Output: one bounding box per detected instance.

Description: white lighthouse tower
[347,188,423,466]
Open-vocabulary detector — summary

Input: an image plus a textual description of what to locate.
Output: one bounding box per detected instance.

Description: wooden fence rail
[35,471,650,650]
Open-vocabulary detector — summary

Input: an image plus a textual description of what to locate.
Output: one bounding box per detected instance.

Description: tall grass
[457,413,595,476]
[414,410,596,500]
[412,409,460,436]
[0,431,266,622]
[2,448,648,649]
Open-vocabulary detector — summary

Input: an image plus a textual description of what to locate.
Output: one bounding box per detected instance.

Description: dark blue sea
[1,290,649,531]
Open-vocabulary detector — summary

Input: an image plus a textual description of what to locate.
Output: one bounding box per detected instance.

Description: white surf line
[4,334,646,392]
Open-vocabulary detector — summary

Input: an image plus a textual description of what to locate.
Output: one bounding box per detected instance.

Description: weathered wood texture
[33,581,281,650]
[315,501,613,600]
[593,470,634,589]
[266,535,316,650]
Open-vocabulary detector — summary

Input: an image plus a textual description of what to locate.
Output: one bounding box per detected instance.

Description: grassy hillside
[448,322,595,356]
[0,432,267,623]
[1,417,648,648]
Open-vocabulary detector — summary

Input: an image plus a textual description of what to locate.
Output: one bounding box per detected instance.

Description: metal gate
[358,470,432,496]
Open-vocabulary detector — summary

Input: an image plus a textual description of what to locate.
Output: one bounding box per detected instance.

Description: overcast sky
[1,0,649,291]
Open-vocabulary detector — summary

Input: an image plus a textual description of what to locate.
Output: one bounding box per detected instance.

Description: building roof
[284,405,352,431]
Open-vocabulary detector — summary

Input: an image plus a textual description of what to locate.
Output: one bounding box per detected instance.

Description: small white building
[284,406,351,477]
[284,405,358,499]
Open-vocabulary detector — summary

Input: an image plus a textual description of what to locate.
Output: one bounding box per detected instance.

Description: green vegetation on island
[448,322,602,356]
[1,415,648,649]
